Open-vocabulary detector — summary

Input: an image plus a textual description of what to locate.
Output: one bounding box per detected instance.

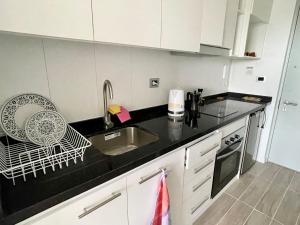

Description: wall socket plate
[149,78,160,88]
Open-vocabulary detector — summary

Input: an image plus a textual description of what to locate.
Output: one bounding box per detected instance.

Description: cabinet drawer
[186,132,221,169]
[18,178,128,225]
[184,154,215,184]
[182,180,212,224]
[183,164,214,201]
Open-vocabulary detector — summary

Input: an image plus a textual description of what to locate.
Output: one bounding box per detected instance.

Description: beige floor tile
[226,173,255,198]
[275,190,300,225]
[256,185,286,217]
[244,210,271,225]
[240,178,270,207]
[247,162,268,177]
[258,163,282,182]
[290,172,300,193]
[270,220,282,225]
[218,200,252,225]
[272,167,295,189]
[193,194,236,225]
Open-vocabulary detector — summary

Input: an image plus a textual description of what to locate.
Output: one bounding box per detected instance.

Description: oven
[211,126,245,198]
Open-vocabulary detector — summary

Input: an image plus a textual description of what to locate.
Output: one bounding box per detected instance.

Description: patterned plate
[25,111,67,146]
[0,94,56,142]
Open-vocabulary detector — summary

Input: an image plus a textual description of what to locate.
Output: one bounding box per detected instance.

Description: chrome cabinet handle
[191,196,210,215]
[194,159,214,175]
[78,192,122,219]
[139,168,167,185]
[200,143,219,156]
[192,176,212,192]
[283,100,298,106]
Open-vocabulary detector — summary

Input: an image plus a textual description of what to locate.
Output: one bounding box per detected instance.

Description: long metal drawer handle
[192,176,212,193]
[191,196,210,215]
[194,159,214,175]
[139,168,167,185]
[78,192,122,219]
[200,144,219,157]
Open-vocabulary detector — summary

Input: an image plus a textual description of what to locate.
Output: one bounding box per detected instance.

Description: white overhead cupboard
[0,0,274,54]
[92,0,161,48]
[0,0,94,41]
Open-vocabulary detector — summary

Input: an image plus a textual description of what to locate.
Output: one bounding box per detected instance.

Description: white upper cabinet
[127,149,185,225]
[223,0,240,49]
[200,0,228,47]
[0,0,93,41]
[92,0,161,48]
[161,0,203,52]
[252,0,274,23]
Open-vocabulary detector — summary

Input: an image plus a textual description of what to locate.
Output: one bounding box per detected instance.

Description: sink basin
[89,126,159,156]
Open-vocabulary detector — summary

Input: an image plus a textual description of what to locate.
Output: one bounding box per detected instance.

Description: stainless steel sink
[89,126,159,156]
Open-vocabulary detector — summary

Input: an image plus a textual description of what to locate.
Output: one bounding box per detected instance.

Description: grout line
[216,165,269,225]
[267,171,296,225]
[41,39,52,100]
[296,212,300,225]
[240,166,282,225]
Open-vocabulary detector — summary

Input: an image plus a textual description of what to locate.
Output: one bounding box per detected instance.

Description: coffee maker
[186,89,204,112]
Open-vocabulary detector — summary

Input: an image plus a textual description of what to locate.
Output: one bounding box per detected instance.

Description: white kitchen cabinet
[17,178,128,225]
[201,0,228,47]
[127,148,185,225]
[223,0,240,49]
[92,0,161,48]
[182,132,222,225]
[161,0,203,52]
[252,0,274,23]
[0,0,93,41]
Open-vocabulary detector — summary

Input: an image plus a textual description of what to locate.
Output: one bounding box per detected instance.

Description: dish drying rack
[0,125,91,185]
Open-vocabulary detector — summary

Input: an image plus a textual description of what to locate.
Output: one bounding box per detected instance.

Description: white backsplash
[0,33,230,124]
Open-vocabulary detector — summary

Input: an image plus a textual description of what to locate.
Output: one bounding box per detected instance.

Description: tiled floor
[194,162,300,225]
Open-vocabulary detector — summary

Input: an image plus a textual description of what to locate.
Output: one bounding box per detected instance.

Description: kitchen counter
[0,93,271,225]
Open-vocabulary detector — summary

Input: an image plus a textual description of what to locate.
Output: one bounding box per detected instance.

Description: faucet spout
[103,80,114,129]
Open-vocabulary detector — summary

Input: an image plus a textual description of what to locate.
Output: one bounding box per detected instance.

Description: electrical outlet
[150,78,160,88]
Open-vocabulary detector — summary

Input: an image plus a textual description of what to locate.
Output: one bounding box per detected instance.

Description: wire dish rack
[0,125,91,185]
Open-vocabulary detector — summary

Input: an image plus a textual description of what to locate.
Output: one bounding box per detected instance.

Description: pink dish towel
[151,170,171,225]
[116,106,131,123]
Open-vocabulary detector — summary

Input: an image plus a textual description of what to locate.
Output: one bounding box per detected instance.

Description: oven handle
[216,140,243,160]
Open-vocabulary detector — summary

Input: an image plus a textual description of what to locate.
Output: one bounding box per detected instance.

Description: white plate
[25,111,67,146]
[0,94,56,142]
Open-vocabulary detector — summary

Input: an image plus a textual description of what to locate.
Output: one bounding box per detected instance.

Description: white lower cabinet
[127,148,185,225]
[17,178,128,225]
[182,131,222,225]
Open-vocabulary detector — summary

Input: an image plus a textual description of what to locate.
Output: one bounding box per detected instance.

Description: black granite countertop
[0,93,271,225]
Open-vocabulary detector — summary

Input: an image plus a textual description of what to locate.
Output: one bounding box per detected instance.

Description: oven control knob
[225,140,231,145]
[230,137,235,142]
[235,134,240,139]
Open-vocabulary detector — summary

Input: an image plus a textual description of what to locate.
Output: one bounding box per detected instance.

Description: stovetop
[200,100,239,118]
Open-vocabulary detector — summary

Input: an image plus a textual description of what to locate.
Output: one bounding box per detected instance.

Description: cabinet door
[18,178,128,225]
[127,149,185,225]
[252,0,273,23]
[92,0,161,48]
[161,0,203,52]
[201,0,228,47]
[0,0,93,40]
[223,0,240,49]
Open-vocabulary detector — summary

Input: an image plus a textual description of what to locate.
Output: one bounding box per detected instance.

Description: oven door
[211,139,243,198]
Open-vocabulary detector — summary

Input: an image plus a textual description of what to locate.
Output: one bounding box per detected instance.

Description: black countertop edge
[0,93,271,225]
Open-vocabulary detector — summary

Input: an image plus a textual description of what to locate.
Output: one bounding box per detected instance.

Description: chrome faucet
[103,80,114,129]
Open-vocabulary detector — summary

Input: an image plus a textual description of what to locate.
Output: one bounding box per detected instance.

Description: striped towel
[151,170,171,225]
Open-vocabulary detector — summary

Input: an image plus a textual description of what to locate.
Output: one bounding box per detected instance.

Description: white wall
[175,56,230,95]
[229,0,297,162]
[0,33,230,124]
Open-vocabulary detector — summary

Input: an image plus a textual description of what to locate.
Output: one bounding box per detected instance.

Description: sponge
[108,104,121,115]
